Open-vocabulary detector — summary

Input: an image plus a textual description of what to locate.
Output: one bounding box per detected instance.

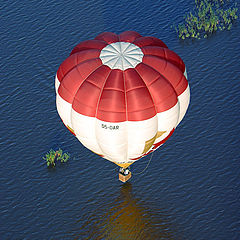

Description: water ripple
[1,0,240,239]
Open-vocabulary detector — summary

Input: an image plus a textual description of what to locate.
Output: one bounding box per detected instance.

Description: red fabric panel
[143,56,188,95]
[57,49,100,81]
[72,100,97,117]
[58,58,103,103]
[142,46,185,73]
[98,88,126,112]
[72,66,110,116]
[136,63,178,112]
[142,56,167,75]
[97,110,126,122]
[95,32,119,44]
[72,81,101,117]
[124,68,156,120]
[126,87,156,121]
[127,106,156,121]
[147,76,178,112]
[119,31,142,42]
[70,40,107,55]
[97,70,126,122]
[161,62,188,95]
[103,69,125,91]
[135,63,161,85]
[76,58,102,82]
[57,31,189,122]
[84,65,110,88]
[58,67,85,103]
[164,48,185,73]
[97,90,126,122]
[124,68,147,91]
[133,36,168,48]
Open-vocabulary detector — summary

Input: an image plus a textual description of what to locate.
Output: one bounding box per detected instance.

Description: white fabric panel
[75,135,103,156]
[95,120,128,163]
[71,111,103,155]
[154,103,179,142]
[147,103,180,152]
[127,116,158,159]
[93,116,157,163]
[177,84,190,125]
[55,75,60,93]
[56,88,189,164]
[56,94,73,130]
[158,103,179,130]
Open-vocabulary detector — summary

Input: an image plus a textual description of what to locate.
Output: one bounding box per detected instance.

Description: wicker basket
[119,172,131,182]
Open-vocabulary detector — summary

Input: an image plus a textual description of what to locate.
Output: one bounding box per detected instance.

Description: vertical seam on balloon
[120,32,129,163]
[137,53,182,144]
[58,50,101,82]
[71,58,102,103]
[94,68,113,119]
[70,39,113,158]
[60,57,101,102]
[93,67,114,159]
[137,61,181,129]
[144,56,168,82]
[133,65,158,152]
[82,39,110,157]
[140,57,181,99]
[123,70,129,162]
[177,85,190,125]
[144,58,183,130]
[163,47,166,63]
[69,57,104,155]
[133,64,158,115]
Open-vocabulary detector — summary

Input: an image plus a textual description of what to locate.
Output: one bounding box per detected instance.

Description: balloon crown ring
[99,42,143,70]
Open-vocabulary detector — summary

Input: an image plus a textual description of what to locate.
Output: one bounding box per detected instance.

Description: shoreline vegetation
[43,148,70,167]
[175,0,238,40]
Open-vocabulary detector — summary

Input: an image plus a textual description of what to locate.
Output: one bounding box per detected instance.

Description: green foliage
[43,148,70,167]
[175,0,238,40]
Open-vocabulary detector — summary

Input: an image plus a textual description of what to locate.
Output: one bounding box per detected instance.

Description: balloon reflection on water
[74,183,179,240]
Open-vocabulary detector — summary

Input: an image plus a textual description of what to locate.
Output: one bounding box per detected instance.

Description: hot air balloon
[55,31,190,182]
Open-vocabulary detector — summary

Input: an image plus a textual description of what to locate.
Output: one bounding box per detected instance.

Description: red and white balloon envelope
[55,31,190,172]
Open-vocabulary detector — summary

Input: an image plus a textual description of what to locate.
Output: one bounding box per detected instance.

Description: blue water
[1,0,240,239]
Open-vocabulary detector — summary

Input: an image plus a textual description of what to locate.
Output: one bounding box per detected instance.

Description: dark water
[1,0,240,239]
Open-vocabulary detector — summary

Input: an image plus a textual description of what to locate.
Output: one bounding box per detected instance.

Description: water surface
[1,0,240,239]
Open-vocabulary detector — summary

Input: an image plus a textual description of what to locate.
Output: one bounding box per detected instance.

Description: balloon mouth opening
[113,162,134,168]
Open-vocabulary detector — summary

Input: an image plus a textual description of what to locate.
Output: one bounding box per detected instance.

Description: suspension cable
[132,152,154,175]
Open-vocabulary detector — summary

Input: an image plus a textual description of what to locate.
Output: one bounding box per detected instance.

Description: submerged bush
[175,0,238,40]
[43,148,70,167]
